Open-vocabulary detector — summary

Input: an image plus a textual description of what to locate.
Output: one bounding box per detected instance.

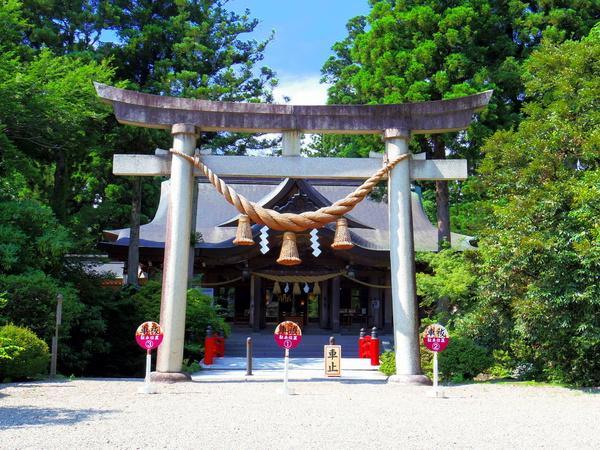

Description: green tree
[321,0,599,243]
[85,1,278,273]
[416,246,478,319]
[467,26,600,385]
[2,1,277,250]
[0,47,114,221]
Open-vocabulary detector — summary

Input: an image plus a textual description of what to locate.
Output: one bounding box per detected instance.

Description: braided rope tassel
[170,149,409,232]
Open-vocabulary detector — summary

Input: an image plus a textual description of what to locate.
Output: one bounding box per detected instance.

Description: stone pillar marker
[385,128,430,385]
[154,123,198,381]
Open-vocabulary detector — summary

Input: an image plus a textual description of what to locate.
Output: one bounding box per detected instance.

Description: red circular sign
[422,324,450,352]
[274,321,302,350]
[135,321,164,351]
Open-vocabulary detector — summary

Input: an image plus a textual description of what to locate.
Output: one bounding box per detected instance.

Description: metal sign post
[274,321,302,395]
[283,348,290,395]
[433,351,439,395]
[142,349,153,394]
[135,321,164,394]
[423,324,450,398]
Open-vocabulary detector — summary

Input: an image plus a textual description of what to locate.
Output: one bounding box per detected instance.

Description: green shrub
[379,350,396,376]
[378,336,493,382]
[488,349,514,379]
[0,324,49,380]
[186,289,230,340]
[129,281,230,362]
[438,335,493,382]
[0,336,23,361]
[0,272,81,345]
[379,349,434,378]
[181,358,201,374]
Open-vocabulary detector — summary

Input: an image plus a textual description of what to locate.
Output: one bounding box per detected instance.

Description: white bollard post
[427,351,446,398]
[433,351,438,391]
[284,348,290,394]
[385,129,430,385]
[155,124,198,381]
[139,350,156,394]
[279,348,295,396]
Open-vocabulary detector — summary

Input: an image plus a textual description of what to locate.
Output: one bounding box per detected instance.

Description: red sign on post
[422,324,450,352]
[135,321,164,351]
[274,321,302,350]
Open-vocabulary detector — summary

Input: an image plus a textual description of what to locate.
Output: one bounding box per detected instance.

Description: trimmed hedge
[0,324,50,381]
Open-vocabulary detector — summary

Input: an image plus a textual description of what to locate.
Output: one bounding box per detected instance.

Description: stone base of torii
[95,83,492,384]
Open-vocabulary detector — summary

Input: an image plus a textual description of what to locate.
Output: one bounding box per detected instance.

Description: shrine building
[100,163,472,333]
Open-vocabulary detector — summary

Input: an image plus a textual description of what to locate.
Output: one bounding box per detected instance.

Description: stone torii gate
[95,83,491,384]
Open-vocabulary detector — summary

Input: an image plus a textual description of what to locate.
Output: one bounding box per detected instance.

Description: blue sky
[228,1,370,104]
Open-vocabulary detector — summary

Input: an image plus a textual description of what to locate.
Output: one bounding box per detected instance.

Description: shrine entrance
[210,275,386,332]
[96,82,491,383]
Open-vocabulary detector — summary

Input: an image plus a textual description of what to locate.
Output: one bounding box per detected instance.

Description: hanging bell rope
[200,274,390,289]
[200,277,243,287]
[331,217,354,250]
[313,282,321,295]
[170,148,409,232]
[341,273,391,289]
[293,282,301,296]
[233,214,254,245]
[277,232,301,266]
[272,281,281,295]
[254,272,343,283]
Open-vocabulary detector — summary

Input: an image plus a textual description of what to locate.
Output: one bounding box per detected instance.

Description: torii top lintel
[94,83,492,135]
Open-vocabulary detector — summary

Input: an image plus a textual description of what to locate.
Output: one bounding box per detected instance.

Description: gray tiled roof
[105,179,473,252]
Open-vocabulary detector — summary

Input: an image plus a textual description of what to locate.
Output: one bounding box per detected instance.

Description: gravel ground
[0,378,599,449]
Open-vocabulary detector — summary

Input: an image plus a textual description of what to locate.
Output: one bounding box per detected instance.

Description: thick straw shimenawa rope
[170,149,409,232]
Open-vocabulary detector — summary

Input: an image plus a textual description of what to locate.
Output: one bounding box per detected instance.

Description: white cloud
[247,75,330,153]
[272,74,330,105]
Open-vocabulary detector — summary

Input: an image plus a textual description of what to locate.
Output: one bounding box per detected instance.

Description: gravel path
[1,378,599,449]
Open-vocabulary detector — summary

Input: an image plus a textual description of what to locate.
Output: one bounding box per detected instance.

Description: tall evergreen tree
[321,0,599,243]
[4,1,277,251]
[470,25,600,385]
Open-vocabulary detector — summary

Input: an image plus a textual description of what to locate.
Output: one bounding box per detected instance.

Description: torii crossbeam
[96,83,492,384]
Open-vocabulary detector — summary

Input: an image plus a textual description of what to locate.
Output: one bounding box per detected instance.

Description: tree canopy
[0,0,276,376]
[319,0,599,244]
[470,26,600,385]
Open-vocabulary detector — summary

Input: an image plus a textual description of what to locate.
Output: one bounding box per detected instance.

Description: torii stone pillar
[385,129,429,384]
[154,124,198,381]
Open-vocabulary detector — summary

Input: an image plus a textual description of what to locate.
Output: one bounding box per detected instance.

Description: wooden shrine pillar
[250,275,262,332]
[369,276,383,330]
[384,272,393,333]
[259,278,266,330]
[319,280,330,329]
[331,276,341,333]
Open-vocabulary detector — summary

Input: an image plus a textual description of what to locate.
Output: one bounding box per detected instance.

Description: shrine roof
[103,177,473,253]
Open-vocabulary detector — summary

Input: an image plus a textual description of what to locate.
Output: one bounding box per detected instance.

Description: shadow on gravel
[0,406,115,429]
[441,379,600,394]
[573,387,600,395]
